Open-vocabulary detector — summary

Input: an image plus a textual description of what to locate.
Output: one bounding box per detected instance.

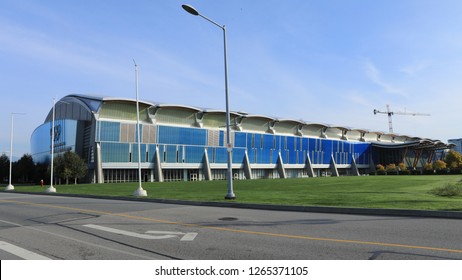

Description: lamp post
[133,60,148,197]
[45,98,69,193]
[182,4,235,199]
[5,113,24,191]
[45,98,58,193]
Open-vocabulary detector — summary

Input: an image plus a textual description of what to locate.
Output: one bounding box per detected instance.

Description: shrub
[433,160,447,170]
[436,168,449,175]
[423,163,434,175]
[376,164,385,171]
[449,168,462,175]
[429,184,462,197]
[385,163,398,175]
[386,163,396,171]
[410,169,421,175]
[424,163,433,170]
[376,170,387,175]
[399,170,410,175]
[375,164,386,175]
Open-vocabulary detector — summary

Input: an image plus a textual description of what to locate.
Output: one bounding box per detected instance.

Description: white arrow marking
[0,241,51,260]
[83,224,171,239]
[83,224,197,241]
[145,231,197,241]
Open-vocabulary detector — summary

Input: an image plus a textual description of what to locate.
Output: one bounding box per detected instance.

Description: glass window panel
[99,121,120,142]
[234,132,247,148]
[158,126,206,145]
[101,142,129,162]
[131,143,146,162]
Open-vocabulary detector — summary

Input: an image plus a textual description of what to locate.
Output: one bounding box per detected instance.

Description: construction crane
[373,104,430,133]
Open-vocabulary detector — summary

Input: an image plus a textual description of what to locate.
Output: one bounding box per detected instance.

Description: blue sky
[1,0,462,158]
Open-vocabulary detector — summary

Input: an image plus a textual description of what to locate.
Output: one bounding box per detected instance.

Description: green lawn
[8,175,462,211]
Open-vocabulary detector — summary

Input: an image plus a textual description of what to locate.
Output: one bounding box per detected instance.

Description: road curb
[3,190,462,219]
[144,198,462,219]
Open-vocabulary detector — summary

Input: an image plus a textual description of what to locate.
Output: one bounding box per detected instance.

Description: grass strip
[8,175,462,211]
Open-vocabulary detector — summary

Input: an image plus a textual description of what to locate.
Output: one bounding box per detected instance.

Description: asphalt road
[1,192,461,260]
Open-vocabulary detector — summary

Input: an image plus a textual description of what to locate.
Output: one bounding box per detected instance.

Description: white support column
[96,142,104,183]
[277,152,287,179]
[243,150,253,180]
[350,155,360,176]
[202,148,212,181]
[330,154,339,177]
[154,145,164,182]
[305,152,315,177]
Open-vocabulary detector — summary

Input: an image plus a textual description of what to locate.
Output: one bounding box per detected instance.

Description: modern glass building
[448,138,462,154]
[30,94,451,183]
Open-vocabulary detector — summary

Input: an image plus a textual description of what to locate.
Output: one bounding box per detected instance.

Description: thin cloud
[0,20,134,82]
[400,60,431,76]
[364,60,406,96]
[345,91,374,108]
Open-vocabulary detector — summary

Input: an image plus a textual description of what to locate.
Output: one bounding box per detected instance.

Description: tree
[53,151,87,184]
[52,154,65,185]
[64,151,87,184]
[34,162,49,185]
[444,150,462,169]
[15,154,35,183]
[0,153,9,183]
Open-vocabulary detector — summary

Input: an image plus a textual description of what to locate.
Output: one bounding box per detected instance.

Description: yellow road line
[2,199,462,254]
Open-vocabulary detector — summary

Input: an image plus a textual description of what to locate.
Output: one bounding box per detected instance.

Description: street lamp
[5,112,25,191]
[182,4,236,199]
[45,98,68,193]
[133,60,147,197]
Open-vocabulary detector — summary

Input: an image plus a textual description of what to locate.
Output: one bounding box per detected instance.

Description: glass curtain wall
[95,120,372,182]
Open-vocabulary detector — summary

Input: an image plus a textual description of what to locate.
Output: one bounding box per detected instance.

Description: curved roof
[154,104,202,112]
[303,122,330,129]
[276,119,306,125]
[202,109,244,119]
[351,128,369,134]
[241,114,276,122]
[329,125,351,131]
[372,138,453,150]
[57,94,448,148]
[45,95,97,122]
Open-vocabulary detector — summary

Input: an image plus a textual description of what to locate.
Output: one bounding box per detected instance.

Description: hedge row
[371,168,462,176]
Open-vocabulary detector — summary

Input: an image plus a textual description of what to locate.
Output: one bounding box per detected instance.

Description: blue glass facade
[95,120,371,167]
[97,121,120,142]
[31,119,78,163]
[158,126,207,146]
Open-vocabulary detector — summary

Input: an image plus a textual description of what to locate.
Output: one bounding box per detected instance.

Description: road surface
[0,192,461,260]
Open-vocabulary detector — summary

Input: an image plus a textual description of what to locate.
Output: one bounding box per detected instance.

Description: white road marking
[84,224,197,241]
[0,219,154,259]
[0,241,51,260]
[145,231,198,241]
